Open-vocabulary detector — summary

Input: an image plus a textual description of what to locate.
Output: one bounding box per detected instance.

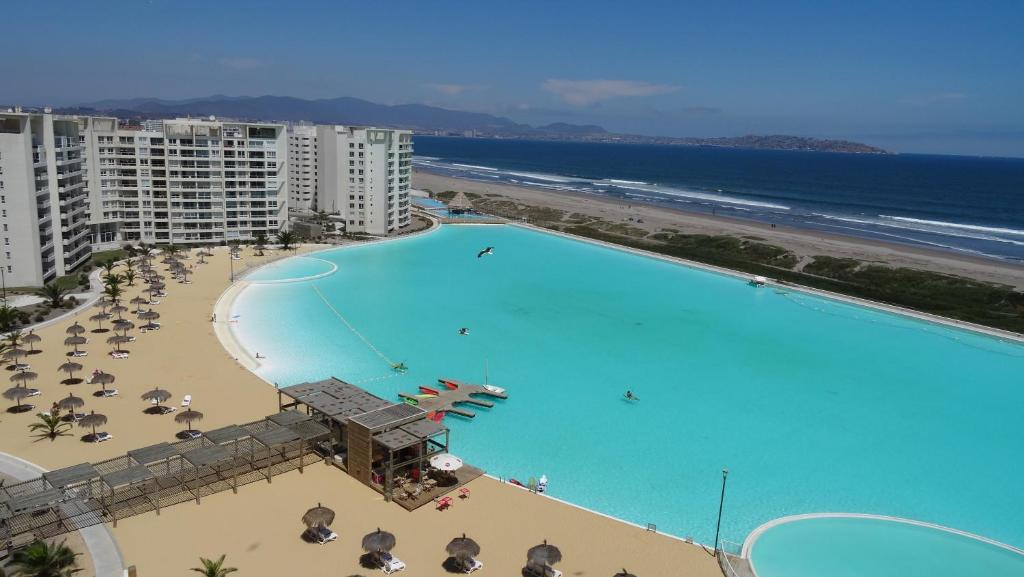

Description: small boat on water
[483,384,506,395]
[438,378,462,390]
[750,275,768,287]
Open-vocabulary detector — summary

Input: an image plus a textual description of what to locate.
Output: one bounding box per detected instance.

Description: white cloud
[542,79,678,105]
[218,57,264,71]
[427,83,471,96]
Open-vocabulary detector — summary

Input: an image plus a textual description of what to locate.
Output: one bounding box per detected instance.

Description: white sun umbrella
[429,453,464,471]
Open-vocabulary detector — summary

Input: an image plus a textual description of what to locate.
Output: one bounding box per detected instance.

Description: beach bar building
[277,377,451,501]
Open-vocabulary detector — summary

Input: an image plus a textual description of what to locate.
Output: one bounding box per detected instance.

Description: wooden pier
[398,378,507,418]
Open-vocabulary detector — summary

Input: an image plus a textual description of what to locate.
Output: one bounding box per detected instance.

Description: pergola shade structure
[278,377,449,500]
[0,412,330,545]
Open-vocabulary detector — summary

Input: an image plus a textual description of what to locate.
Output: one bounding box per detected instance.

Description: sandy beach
[0,241,720,577]
[413,172,1024,289]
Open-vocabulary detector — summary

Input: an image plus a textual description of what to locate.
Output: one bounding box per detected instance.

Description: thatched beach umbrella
[148,281,167,291]
[141,387,172,409]
[78,410,108,440]
[3,347,29,368]
[362,527,396,558]
[527,540,562,568]
[446,534,481,567]
[58,360,83,384]
[448,191,473,213]
[106,334,131,353]
[3,386,37,412]
[92,371,115,394]
[58,393,86,419]
[138,309,161,329]
[9,370,38,386]
[130,296,149,313]
[112,319,135,335]
[109,304,128,319]
[89,311,110,333]
[64,336,87,356]
[66,322,86,336]
[175,408,204,433]
[302,503,335,528]
[22,330,42,354]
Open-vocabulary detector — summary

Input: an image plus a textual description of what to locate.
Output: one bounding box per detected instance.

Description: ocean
[412,137,1024,262]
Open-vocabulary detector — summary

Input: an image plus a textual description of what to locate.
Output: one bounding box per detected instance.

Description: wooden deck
[374,463,486,511]
[398,379,508,419]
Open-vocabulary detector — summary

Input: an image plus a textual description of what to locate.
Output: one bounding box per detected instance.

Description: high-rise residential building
[287,124,317,212]
[316,126,412,235]
[79,116,288,247]
[0,110,91,288]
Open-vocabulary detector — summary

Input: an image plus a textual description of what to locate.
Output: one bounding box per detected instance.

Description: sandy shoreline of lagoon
[413,171,1024,289]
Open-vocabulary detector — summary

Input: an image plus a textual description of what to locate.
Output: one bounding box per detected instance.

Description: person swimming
[624,390,638,401]
[458,327,469,335]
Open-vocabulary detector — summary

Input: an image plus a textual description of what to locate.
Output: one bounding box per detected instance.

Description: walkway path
[0,452,124,577]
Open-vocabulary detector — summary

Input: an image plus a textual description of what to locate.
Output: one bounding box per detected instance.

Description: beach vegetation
[35,283,70,308]
[7,539,80,576]
[276,231,298,250]
[28,413,73,441]
[190,554,238,577]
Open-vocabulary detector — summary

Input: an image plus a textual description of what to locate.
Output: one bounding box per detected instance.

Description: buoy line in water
[311,284,403,368]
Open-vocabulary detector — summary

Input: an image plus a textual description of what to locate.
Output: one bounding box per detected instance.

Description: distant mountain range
[62,95,887,154]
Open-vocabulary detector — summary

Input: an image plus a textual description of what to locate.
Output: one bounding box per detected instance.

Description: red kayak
[419,385,440,395]
[438,378,462,390]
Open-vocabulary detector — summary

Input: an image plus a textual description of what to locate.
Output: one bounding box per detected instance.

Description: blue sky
[1,0,1021,156]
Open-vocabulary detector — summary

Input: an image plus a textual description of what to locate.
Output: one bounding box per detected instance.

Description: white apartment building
[0,110,91,287]
[287,124,317,212]
[316,126,412,235]
[79,117,288,246]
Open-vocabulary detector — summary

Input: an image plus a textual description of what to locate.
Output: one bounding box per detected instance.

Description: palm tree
[103,284,124,304]
[100,260,119,280]
[7,329,23,349]
[191,554,237,577]
[35,283,70,308]
[8,539,80,576]
[253,232,268,256]
[0,305,19,331]
[28,413,73,441]
[103,273,124,291]
[275,230,297,251]
[123,268,137,286]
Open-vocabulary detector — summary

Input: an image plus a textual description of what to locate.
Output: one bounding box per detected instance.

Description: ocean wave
[452,163,499,171]
[607,181,791,210]
[816,222,1005,259]
[607,179,650,185]
[506,171,578,183]
[879,215,1024,237]
[814,214,1024,246]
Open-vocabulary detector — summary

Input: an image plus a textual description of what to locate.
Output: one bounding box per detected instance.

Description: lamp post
[229,251,234,282]
[714,467,729,553]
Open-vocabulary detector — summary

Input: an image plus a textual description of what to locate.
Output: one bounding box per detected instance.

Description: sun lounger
[463,558,483,573]
[13,363,30,371]
[380,553,406,574]
[458,487,471,499]
[181,430,202,439]
[181,394,192,407]
[97,388,119,397]
[110,351,129,359]
[91,432,112,443]
[309,525,337,545]
[435,496,453,511]
[71,351,88,358]
[25,389,41,397]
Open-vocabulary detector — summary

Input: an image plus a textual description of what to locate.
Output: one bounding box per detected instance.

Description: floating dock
[398,378,507,418]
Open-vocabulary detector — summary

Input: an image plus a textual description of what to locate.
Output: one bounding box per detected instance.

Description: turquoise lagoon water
[748,517,1024,577]
[230,224,1024,549]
